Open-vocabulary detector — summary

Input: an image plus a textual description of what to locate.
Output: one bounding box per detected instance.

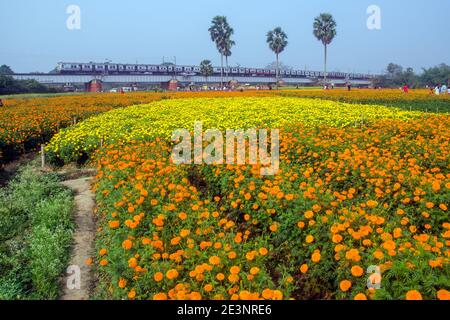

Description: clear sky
[0,0,449,74]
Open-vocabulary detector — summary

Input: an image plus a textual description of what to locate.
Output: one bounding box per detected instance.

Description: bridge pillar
[85,79,103,92]
[162,79,178,91]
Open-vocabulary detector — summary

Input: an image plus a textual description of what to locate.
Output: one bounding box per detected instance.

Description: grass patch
[0,164,74,299]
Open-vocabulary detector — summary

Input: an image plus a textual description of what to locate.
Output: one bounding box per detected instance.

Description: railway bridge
[12,73,372,90]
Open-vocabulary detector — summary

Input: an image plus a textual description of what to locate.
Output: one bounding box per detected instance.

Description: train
[56,62,373,80]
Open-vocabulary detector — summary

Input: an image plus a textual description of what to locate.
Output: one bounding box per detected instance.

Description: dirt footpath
[59,176,96,300]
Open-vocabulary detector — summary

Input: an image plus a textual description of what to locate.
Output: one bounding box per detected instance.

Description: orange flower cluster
[0,90,275,164]
[92,114,449,300]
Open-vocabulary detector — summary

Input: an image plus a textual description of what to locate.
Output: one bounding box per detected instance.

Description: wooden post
[73,117,77,125]
[41,144,45,168]
[100,137,104,148]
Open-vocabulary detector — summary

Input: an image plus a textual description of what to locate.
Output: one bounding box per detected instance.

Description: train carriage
[56,61,370,82]
[81,64,93,72]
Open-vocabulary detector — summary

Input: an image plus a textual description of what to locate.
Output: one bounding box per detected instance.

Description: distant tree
[209,16,233,87]
[0,65,14,75]
[265,62,293,72]
[266,27,288,89]
[386,63,403,77]
[0,75,58,95]
[313,13,337,85]
[200,60,214,83]
[420,63,450,86]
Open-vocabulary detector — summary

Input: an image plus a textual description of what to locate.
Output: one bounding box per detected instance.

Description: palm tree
[200,59,213,83]
[266,27,288,90]
[313,13,337,85]
[209,16,233,88]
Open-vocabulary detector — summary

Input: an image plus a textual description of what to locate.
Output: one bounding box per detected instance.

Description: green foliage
[0,65,14,75]
[199,60,214,80]
[0,75,59,95]
[0,165,74,300]
[374,63,450,88]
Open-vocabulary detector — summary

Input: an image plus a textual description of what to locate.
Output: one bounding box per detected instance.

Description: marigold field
[2,90,450,300]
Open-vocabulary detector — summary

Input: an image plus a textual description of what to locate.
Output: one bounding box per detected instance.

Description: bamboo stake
[41,144,45,168]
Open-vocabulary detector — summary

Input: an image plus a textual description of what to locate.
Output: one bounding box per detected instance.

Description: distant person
[434,85,440,95]
[347,83,352,91]
[0,99,3,107]
[403,84,409,93]
[441,84,448,94]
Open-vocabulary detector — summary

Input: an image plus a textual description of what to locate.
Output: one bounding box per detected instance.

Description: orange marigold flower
[154,272,164,282]
[437,289,450,300]
[425,202,434,209]
[178,212,187,220]
[180,229,190,237]
[300,264,308,274]
[230,266,240,274]
[118,278,127,289]
[405,290,422,300]
[351,265,364,277]
[366,200,378,208]
[354,293,367,300]
[128,257,137,268]
[250,267,260,275]
[209,256,221,265]
[166,269,179,280]
[153,292,168,300]
[373,250,384,260]
[128,289,136,299]
[204,284,213,292]
[311,251,321,263]
[262,289,273,300]
[99,259,108,266]
[228,274,239,283]
[272,290,283,300]
[340,280,352,292]
[108,220,120,229]
[304,211,314,219]
[122,239,133,250]
[216,273,225,281]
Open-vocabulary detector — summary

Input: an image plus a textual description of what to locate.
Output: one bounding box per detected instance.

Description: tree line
[0,65,58,95]
[373,63,450,88]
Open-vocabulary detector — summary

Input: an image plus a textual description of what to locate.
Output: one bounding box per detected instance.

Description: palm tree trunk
[324,44,327,86]
[220,54,224,89]
[225,56,229,82]
[276,53,279,90]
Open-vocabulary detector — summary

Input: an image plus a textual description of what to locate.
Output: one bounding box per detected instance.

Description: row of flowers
[45,96,426,164]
